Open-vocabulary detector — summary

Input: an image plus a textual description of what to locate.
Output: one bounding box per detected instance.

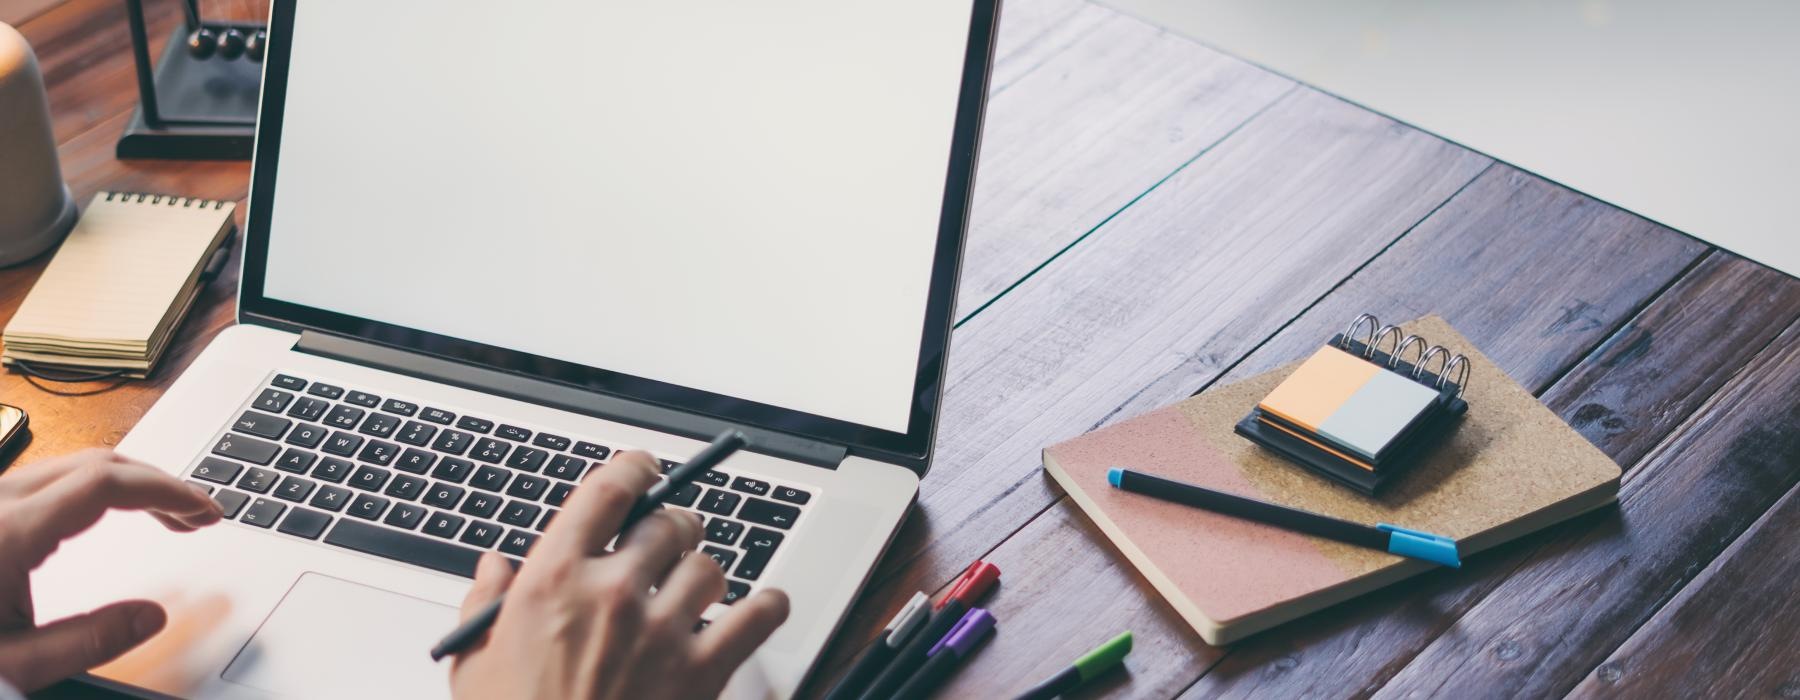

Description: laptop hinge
[293,331,849,469]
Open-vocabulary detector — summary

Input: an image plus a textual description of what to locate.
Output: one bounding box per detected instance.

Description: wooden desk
[6,1,1797,697]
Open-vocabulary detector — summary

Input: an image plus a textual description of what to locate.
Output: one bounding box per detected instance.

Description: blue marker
[1107,468,1460,567]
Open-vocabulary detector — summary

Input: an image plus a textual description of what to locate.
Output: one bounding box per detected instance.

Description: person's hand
[450,450,790,700]
[0,449,223,692]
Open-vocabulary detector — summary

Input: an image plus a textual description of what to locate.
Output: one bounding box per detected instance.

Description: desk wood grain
[5,1,1796,698]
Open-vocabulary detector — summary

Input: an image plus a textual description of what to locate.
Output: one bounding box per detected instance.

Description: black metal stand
[117,0,260,160]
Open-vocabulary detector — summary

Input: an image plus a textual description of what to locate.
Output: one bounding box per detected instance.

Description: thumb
[458,552,516,621]
[0,599,164,692]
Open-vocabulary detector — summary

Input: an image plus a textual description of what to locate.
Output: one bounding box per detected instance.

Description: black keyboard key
[572,441,611,460]
[192,457,243,485]
[274,476,316,502]
[285,423,327,448]
[277,508,332,540]
[723,580,750,605]
[324,404,365,430]
[470,465,510,492]
[234,411,291,440]
[345,390,381,408]
[471,438,509,463]
[771,485,812,505]
[697,489,741,516]
[384,503,427,530]
[287,396,330,422]
[189,481,215,495]
[213,489,250,518]
[423,511,467,540]
[312,457,353,483]
[432,457,474,483]
[544,455,586,481]
[348,465,391,492]
[532,433,571,451]
[698,470,730,487]
[254,388,294,414]
[307,382,345,399]
[738,498,800,530]
[322,431,363,457]
[545,482,574,507]
[432,429,474,455]
[311,485,352,512]
[395,448,436,474]
[505,474,549,501]
[498,529,538,558]
[705,519,743,545]
[668,483,702,508]
[456,416,494,433]
[213,434,280,465]
[735,528,784,581]
[274,448,317,474]
[536,509,558,531]
[396,421,437,447]
[460,521,503,548]
[424,483,466,509]
[381,398,418,416]
[421,407,455,424]
[495,424,531,442]
[326,518,480,578]
[702,546,738,571]
[241,498,286,527]
[348,493,390,520]
[505,446,548,473]
[659,459,680,474]
[386,474,427,501]
[237,467,278,493]
[460,492,502,518]
[272,374,308,391]
[729,477,771,497]
[357,440,399,466]
[358,413,401,438]
[499,501,542,528]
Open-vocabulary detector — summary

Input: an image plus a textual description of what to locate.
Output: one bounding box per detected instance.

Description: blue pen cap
[1378,524,1461,567]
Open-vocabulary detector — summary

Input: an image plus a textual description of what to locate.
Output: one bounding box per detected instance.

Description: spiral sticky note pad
[1256,345,1441,462]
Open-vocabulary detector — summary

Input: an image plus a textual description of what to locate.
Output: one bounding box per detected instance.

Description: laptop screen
[244,1,989,454]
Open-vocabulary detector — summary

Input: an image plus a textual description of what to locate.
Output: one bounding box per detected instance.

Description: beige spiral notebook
[1042,316,1621,644]
[3,192,235,378]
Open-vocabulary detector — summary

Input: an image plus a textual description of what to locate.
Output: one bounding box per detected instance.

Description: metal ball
[216,27,247,61]
[187,26,218,59]
[246,29,267,62]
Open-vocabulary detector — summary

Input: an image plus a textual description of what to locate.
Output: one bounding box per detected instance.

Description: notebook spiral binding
[102,191,231,210]
[1339,313,1471,397]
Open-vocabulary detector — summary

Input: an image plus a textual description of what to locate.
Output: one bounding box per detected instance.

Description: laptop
[31,1,997,697]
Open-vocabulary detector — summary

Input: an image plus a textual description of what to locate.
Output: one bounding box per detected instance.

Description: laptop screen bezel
[237,0,996,470]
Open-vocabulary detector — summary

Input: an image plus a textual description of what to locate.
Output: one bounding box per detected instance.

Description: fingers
[0,599,165,692]
[611,509,702,591]
[648,553,727,626]
[692,588,789,673]
[10,461,222,567]
[0,449,137,498]
[460,552,517,621]
[539,451,659,560]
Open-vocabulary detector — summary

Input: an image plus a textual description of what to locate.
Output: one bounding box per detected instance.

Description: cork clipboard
[1042,316,1621,645]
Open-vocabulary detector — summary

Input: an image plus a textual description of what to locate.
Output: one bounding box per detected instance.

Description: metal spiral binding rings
[102,191,230,209]
[1341,314,1471,398]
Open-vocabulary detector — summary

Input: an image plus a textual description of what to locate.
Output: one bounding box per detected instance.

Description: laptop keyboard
[189,372,814,608]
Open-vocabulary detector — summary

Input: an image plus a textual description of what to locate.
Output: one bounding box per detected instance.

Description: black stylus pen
[429,429,749,661]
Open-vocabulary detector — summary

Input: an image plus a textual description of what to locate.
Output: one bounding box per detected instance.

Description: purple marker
[890,608,996,700]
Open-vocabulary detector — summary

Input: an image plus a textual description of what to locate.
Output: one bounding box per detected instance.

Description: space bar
[324,519,482,578]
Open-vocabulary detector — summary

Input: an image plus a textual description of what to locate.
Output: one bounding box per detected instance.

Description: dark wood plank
[1372,317,1800,697]
[20,0,184,143]
[1567,482,1800,699]
[1183,251,1797,699]
[953,6,1292,319]
[805,87,1491,695]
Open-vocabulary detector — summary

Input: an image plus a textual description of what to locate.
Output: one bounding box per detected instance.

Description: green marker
[1009,631,1133,700]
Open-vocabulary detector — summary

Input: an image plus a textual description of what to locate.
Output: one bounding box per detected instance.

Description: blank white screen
[262,1,976,433]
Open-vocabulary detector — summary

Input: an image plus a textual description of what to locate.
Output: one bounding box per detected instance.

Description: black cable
[10,360,132,384]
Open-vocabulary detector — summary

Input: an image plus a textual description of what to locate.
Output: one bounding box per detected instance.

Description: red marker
[858,561,1001,700]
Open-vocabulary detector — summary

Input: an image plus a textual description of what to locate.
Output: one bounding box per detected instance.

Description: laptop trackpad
[224,572,458,698]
